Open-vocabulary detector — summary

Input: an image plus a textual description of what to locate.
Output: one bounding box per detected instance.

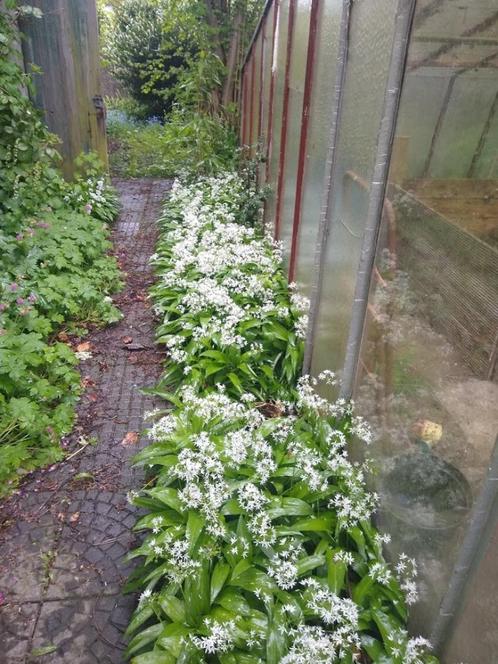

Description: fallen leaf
[80,376,95,389]
[121,431,139,446]
[76,342,91,353]
[122,336,133,344]
[31,645,58,657]
[57,512,65,522]
[70,512,80,523]
[86,392,98,402]
[57,331,69,342]
[73,472,94,482]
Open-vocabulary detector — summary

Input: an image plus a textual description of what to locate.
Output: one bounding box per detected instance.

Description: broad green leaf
[210,561,231,603]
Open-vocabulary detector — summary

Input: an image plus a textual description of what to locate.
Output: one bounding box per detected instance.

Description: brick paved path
[0,179,170,664]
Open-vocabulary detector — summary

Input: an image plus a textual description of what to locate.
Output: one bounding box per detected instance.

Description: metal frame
[303,0,352,374]
[249,55,256,150]
[243,0,275,71]
[288,0,320,281]
[241,68,249,145]
[257,24,266,142]
[339,0,417,399]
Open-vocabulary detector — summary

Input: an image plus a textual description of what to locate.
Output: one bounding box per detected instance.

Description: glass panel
[250,33,262,155]
[356,0,498,645]
[310,0,400,382]
[258,5,276,188]
[278,0,312,260]
[265,0,290,231]
[294,0,343,297]
[444,486,498,661]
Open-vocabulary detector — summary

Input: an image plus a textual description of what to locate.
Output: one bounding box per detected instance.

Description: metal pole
[431,436,498,654]
[288,0,320,282]
[241,69,248,145]
[468,89,498,179]
[273,0,297,240]
[303,0,352,375]
[249,55,256,151]
[339,0,416,400]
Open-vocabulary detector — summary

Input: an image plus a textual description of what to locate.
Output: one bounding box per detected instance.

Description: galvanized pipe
[303,0,352,375]
[339,0,416,399]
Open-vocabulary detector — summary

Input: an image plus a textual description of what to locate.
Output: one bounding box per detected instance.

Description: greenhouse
[0,0,497,663]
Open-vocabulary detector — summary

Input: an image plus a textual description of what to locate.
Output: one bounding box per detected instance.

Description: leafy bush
[125,174,438,663]
[101,0,190,118]
[0,9,122,492]
[107,110,239,179]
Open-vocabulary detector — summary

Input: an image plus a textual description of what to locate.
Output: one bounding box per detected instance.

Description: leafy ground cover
[0,11,122,492]
[124,174,438,663]
[107,102,239,179]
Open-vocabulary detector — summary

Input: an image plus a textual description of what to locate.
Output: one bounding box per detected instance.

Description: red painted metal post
[274,0,297,241]
[241,69,248,146]
[249,55,256,153]
[258,24,265,141]
[265,1,280,184]
[288,0,320,281]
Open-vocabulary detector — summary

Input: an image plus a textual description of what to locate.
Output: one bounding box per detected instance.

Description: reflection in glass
[356,0,498,644]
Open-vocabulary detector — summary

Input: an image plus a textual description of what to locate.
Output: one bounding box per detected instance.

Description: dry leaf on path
[121,431,139,446]
[76,342,91,353]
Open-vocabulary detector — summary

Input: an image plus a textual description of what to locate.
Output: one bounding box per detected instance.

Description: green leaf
[266,497,313,519]
[296,554,325,576]
[147,487,183,513]
[158,593,186,623]
[30,645,58,657]
[210,561,231,603]
[326,549,347,594]
[186,511,204,553]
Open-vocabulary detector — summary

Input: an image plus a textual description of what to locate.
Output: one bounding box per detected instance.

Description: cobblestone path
[0,179,170,664]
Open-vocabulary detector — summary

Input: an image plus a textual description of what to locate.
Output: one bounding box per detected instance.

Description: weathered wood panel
[18,0,107,177]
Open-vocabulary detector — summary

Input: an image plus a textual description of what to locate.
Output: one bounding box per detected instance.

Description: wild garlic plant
[126,174,437,663]
[149,174,305,400]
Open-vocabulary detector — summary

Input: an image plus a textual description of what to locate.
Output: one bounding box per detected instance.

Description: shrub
[101,0,190,118]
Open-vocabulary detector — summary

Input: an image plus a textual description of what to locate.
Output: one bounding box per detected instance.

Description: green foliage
[101,0,190,118]
[107,110,239,178]
[0,9,122,492]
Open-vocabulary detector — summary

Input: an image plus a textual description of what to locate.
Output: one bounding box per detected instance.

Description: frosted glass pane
[444,496,498,661]
[258,6,275,188]
[311,0,399,379]
[250,34,262,154]
[295,0,343,296]
[279,0,312,261]
[356,0,498,645]
[265,0,289,230]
